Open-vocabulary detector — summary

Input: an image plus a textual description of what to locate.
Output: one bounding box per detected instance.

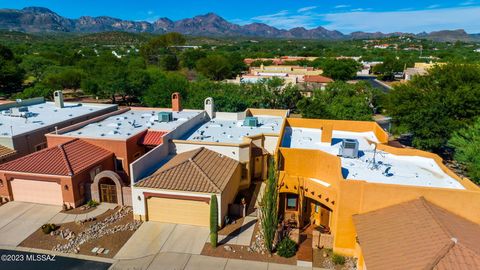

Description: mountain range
[0,7,478,41]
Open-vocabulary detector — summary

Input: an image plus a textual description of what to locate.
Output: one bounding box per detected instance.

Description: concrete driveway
[0,202,61,247]
[112,222,314,270]
[114,222,209,259]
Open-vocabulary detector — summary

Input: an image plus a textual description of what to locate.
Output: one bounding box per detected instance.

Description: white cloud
[147,10,154,15]
[298,6,317,13]
[350,8,372,12]
[251,10,317,29]
[334,5,350,9]
[460,1,475,5]
[427,4,441,9]
[322,6,480,33]
[246,6,480,33]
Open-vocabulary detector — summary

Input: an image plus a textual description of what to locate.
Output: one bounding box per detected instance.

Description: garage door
[147,197,210,226]
[11,179,63,206]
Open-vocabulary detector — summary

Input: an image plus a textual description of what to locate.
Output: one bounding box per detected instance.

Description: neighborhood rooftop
[0,139,112,176]
[0,101,116,137]
[135,147,239,193]
[182,115,283,144]
[61,108,202,139]
[281,126,464,190]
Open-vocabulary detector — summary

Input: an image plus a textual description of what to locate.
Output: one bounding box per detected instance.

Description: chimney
[54,90,64,108]
[172,92,181,112]
[204,97,215,119]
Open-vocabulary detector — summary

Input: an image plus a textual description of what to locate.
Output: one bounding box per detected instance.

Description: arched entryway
[91,170,124,205]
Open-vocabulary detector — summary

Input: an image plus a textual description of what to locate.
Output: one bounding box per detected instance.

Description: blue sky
[1,0,480,33]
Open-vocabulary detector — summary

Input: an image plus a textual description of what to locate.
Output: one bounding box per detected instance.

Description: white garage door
[11,179,63,205]
[147,197,210,227]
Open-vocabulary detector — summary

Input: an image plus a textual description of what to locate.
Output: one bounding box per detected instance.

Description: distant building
[404,62,446,81]
[243,56,318,66]
[373,44,390,49]
[228,64,325,88]
[300,75,335,97]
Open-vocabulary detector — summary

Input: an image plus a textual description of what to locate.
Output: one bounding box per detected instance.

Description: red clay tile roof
[135,147,240,193]
[0,145,16,160]
[353,197,480,270]
[139,130,168,146]
[0,139,113,176]
[304,75,334,83]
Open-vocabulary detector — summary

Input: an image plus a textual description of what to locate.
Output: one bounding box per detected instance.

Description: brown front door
[100,184,117,203]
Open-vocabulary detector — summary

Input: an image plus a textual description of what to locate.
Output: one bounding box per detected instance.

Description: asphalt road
[356,76,392,92]
[0,250,111,270]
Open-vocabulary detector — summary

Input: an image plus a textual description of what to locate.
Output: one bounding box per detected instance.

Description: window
[34,142,47,152]
[286,194,298,210]
[0,179,3,187]
[64,185,69,191]
[115,158,124,172]
[315,204,320,213]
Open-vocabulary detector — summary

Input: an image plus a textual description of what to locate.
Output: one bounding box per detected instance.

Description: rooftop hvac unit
[243,117,258,127]
[340,139,359,158]
[158,112,173,123]
[10,106,30,117]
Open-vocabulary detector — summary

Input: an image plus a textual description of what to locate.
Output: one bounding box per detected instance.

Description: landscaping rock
[52,207,142,254]
[224,245,232,252]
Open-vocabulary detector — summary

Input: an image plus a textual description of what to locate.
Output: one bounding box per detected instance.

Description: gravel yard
[20,206,141,258]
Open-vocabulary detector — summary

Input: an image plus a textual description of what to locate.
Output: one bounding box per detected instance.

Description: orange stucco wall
[276,117,480,258]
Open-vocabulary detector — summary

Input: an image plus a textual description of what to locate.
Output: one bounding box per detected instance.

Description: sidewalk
[48,203,117,224]
[111,252,328,270]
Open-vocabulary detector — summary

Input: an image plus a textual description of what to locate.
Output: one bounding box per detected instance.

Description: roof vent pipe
[54,90,64,108]
[204,97,215,119]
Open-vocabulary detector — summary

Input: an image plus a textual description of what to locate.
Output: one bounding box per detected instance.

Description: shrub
[210,194,218,248]
[87,200,99,207]
[276,237,297,258]
[259,158,279,253]
[41,223,57,234]
[332,253,346,265]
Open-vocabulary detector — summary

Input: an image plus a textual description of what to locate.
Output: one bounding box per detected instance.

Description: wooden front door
[100,184,117,203]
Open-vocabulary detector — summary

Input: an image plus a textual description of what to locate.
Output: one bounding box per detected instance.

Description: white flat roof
[61,109,202,140]
[281,127,464,190]
[0,102,116,137]
[182,115,283,144]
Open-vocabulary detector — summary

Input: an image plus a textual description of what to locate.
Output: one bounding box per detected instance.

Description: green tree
[14,83,53,99]
[180,49,206,70]
[210,194,218,248]
[448,118,480,184]
[142,69,188,107]
[196,54,232,81]
[81,54,128,103]
[0,44,25,96]
[387,64,480,150]
[160,53,180,71]
[19,55,55,81]
[259,158,279,254]
[313,59,361,81]
[298,81,379,120]
[140,32,186,65]
[43,68,84,91]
